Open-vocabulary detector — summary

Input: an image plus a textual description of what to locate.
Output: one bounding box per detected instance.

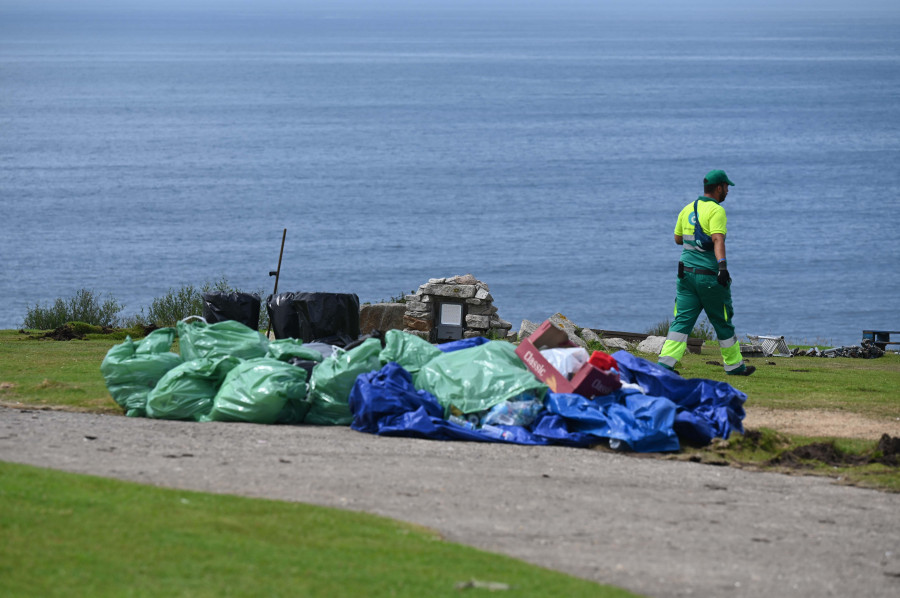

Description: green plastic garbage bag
[306,337,382,425]
[414,340,548,416]
[100,328,183,418]
[266,338,324,363]
[176,318,269,361]
[145,356,241,421]
[201,358,309,424]
[378,329,441,374]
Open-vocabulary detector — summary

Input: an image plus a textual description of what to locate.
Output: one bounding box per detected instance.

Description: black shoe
[726,365,756,376]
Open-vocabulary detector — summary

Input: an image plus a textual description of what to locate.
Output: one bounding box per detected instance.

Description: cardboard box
[515,320,620,397]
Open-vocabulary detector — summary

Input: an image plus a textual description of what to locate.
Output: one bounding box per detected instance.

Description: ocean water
[1,9,898,347]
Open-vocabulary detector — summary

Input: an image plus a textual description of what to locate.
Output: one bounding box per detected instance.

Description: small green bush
[143,284,205,327]
[24,279,270,332]
[140,277,269,330]
[22,289,123,330]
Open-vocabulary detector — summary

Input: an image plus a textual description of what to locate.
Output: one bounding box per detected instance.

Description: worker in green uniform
[658,170,756,376]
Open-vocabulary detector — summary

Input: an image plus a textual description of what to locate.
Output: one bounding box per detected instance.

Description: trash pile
[101,318,747,453]
[792,339,885,359]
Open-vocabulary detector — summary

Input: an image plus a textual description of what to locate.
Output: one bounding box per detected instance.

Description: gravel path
[2,406,899,598]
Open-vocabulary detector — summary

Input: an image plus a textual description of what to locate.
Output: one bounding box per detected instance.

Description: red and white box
[515,320,621,398]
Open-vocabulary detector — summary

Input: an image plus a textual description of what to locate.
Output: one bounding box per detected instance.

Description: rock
[549,313,587,349]
[421,284,477,299]
[493,318,512,330]
[475,287,493,301]
[404,300,430,312]
[463,330,484,339]
[404,307,431,320]
[549,312,577,334]
[636,335,666,355]
[569,335,588,349]
[403,315,432,332]
[359,303,407,334]
[603,337,632,351]
[518,319,539,340]
[580,328,602,344]
[466,302,496,316]
[465,314,491,329]
[450,273,478,285]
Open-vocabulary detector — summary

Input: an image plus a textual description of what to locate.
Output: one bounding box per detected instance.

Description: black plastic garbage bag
[202,292,261,330]
[267,292,360,344]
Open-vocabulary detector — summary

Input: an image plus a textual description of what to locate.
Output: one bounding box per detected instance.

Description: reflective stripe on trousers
[659,331,689,368]
[720,335,744,369]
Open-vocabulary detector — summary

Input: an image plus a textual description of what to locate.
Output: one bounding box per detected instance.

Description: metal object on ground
[740,344,765,357]
[747,335,792,357]
[819,340,885,359]
[862,330,900,352]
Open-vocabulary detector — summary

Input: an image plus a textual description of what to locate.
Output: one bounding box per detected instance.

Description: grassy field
[0,461,633,598]
[660,344,900,419]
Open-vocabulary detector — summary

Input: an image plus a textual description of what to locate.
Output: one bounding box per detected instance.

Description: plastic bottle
[448,414,476,430]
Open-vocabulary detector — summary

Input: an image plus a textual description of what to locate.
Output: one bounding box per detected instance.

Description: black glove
[717,260,731,287]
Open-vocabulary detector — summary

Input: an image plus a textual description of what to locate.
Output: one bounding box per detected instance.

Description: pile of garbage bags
[101,319,747,452]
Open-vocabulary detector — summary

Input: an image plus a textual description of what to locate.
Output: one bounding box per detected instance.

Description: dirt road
[1,406,898,598]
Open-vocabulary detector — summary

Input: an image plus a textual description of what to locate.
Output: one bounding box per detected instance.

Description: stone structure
[359,302,406,334]
[402,274,513,341]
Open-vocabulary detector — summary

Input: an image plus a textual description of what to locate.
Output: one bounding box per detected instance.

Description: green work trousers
[658,272,745,372]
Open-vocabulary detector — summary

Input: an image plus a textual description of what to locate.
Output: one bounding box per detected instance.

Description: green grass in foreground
[0,461,633,598]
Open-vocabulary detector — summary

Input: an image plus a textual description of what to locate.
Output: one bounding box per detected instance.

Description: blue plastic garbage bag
[612,351,746,444]
[350,362,443,433]
[436,336,490,353]
[544,391,680,452]
[349,363,550,445]
[530,414,595,448]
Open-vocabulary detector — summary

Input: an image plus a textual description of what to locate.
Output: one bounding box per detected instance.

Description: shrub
[142,277,269,331]
[22,289,123,330]
[144,284,205,327]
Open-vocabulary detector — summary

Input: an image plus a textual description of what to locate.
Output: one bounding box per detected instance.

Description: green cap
[704,169,735,186]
